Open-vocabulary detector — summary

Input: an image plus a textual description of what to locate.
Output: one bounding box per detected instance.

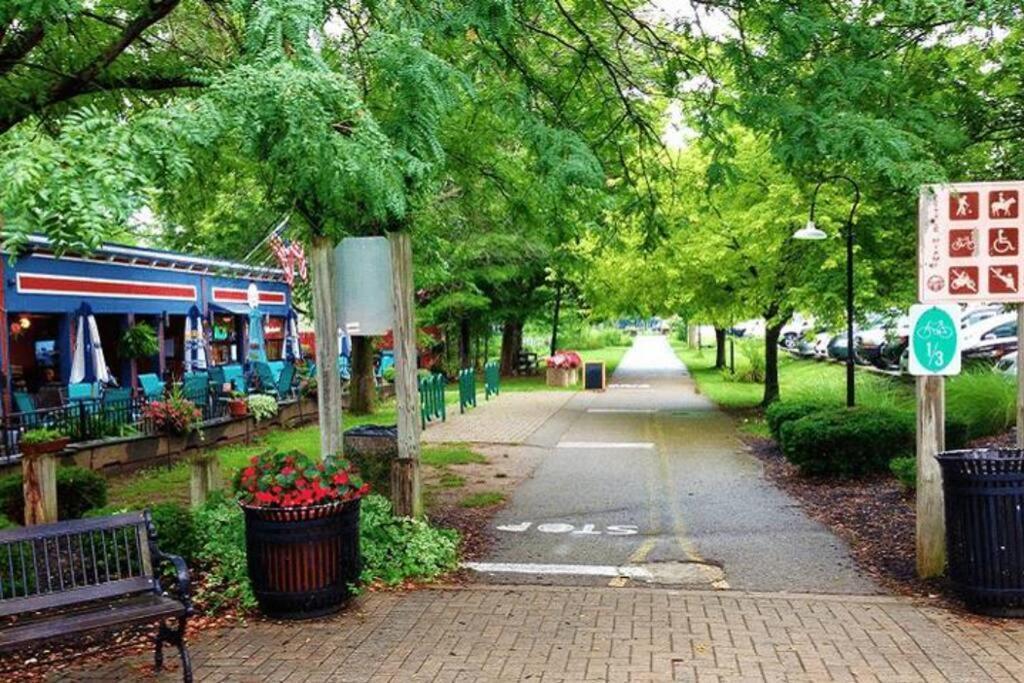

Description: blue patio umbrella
[184,304,207,371]
[247,306,266,363]
[70,302,111,384]
[285,309,302,361]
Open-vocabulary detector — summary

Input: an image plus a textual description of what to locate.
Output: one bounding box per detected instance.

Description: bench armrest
[154,550,192,615]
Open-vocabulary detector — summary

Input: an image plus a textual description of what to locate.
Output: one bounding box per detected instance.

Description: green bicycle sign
[909,304,961,376]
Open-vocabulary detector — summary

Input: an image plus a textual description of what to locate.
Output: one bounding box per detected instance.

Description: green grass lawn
[673,340,1017,440]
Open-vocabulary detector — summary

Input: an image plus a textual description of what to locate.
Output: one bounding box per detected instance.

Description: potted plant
[142,387,204,437]
[247,394,278,423]
[234,450,369,619]
[118,322,160,360]
[546,350,582,387]
[20,427,69,457]
[226,390,249,418]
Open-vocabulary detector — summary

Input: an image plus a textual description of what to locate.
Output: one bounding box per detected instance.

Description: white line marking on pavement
[556,441,655,449]
[586,408,656,414]
[462,562,654,581]
[608,383,651,389]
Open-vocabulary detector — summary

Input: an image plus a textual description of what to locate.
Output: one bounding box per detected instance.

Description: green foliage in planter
[779,407,915,477]
[382,365,396,382]
[0,466,107,524]
[21,427,66,445]
[359,494,459,586]
[246,394,278,423]
[889,457,916,490]
[119,322,160,360]
[764,401,821,440]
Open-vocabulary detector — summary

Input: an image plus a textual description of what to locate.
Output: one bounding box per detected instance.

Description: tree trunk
[499,319,523,376]
[458,317,471,370]
[309,235,343,458]
[550,282,562,356]
[714,327,727,369]
[349,335,376,415]
[762,323,783,406]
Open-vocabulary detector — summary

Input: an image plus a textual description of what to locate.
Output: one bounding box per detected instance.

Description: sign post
[917,181,1024,577]
[907,303,961,578]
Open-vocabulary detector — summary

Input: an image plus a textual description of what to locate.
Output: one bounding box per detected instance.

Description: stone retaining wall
[0,397,319,477]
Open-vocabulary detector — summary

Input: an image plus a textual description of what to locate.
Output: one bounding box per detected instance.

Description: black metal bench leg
[176,616,193,683]
[155,621,168,671]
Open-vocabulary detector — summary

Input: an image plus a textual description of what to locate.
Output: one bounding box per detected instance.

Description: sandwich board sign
[919,182,1024,303]
[908,304,961,376]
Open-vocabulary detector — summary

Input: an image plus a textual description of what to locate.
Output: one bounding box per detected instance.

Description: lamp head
[793,220,828,241]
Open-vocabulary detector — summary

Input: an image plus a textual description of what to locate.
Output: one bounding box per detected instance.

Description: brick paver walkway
[60,585,1024,682]
[422,391,575,445]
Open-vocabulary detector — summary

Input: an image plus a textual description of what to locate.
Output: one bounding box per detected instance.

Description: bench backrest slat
[0,513,156,616]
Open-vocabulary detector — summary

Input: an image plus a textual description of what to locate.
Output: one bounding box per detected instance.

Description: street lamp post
[793,176,861,408]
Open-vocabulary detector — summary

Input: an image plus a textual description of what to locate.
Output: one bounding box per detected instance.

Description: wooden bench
[0,512,193,681]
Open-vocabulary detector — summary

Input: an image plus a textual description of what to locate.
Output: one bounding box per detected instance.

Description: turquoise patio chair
[267,360,285,383]
[67,382,99,403]
[277,362,296,399]
[222,364,247,394]
[12,391,36,415]
[138,373,165,401]
[339,356,351,382]
[252,362,277,396]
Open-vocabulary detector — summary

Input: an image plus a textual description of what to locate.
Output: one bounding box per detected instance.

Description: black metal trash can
[937,449,1024,616]
[343,424,398,496]
[243,499,361,619]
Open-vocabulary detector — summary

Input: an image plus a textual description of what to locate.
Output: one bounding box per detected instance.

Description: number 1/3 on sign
[909,304,962,376]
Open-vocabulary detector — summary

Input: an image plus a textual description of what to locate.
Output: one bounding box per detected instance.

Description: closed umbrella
[285,309,302,361]
[70,302,111,384]
[184,304,208,372]
[248,306,266,363]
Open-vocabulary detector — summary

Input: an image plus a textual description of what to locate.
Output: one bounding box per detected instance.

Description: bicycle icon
[951,234,975,254]
[915,319,953,341]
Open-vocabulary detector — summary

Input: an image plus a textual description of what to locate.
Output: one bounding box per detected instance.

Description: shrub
[0,466,107,524]
[246,394,278,423]
[21,427,66,445]
[84,501,197,561]
[944,415,971,450]
[889,457,916,490]
[143,387,204,436]
[738,342,765,383]
[192,493,255,612]
[358,494,459,586]
[780,407,915,477]
[764,401,822,440]
[947,370,1016,439]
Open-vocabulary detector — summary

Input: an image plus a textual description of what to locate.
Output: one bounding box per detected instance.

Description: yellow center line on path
[653,411,704,563]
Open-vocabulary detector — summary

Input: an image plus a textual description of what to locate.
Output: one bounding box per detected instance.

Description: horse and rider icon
[990,190,1019,219]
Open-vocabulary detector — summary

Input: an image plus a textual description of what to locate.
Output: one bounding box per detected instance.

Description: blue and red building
[0,236,292,407]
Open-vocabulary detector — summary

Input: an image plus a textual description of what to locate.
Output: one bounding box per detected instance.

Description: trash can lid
[936,448,1024,474]
[344,424,398,437]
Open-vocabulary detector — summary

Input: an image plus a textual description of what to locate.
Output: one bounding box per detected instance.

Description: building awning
[209,302,252,316]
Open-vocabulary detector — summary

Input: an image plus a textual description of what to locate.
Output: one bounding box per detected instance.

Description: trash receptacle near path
[937,448,1024,617]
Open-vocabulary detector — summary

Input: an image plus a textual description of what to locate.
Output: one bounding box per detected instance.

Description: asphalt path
[475,335,878,593]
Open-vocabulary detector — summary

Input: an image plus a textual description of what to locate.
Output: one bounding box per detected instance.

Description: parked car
[827,333,852,361]
[996,351,1017,375]
[960,312,1017,362]
[960,304,1005,329]
[812,331,833,359]
[779,315,815,350]
[731,319,765,338]
[855,313,909,369]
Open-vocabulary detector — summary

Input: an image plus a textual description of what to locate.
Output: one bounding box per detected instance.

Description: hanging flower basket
[234,451,369,619]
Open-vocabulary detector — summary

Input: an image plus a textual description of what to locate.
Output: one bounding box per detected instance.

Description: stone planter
[242,499,361,619]
[20,437,69,458]
[546,367,578,387]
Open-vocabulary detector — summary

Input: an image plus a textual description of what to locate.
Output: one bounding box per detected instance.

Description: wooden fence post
[916,375,945,577]
[23,453,57,525]
[387,231,422,518]
[189,453,220,509]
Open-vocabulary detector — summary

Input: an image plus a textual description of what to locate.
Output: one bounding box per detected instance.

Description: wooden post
[309,234,343,459]
[23,453,57,525]
[1017,304,1024,449]
[387,231,422,518]
[189,453,220,509]
[916,375,946,577]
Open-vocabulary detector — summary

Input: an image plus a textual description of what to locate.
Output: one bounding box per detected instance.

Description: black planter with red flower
[234,450,370,619]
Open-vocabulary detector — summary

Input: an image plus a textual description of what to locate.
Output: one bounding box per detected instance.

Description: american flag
[269,234,308,286]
